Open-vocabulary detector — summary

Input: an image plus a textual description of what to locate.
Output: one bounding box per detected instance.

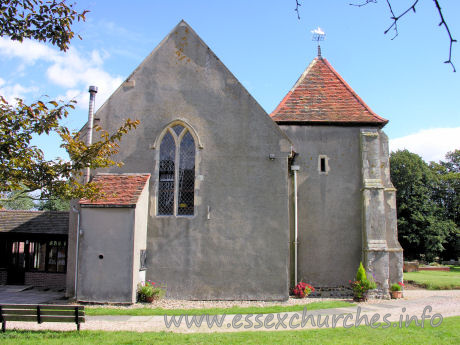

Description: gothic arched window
[157,124,196,216]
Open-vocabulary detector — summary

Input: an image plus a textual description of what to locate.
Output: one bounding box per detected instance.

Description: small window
[320,157,326,172]
[318,155,329,174]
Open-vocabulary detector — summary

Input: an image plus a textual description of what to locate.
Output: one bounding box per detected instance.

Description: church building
[65,21,403,303]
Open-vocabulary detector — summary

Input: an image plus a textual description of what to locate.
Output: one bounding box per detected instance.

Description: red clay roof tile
[79,173,150,207]
[271,57,388,126]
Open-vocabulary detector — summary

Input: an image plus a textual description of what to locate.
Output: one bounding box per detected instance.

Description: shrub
[350,262,376,300]
[350,280,368,299]
[137,280,166,302]
[390,282,404,291]
[292,282,315,298]
[356,262,367,282]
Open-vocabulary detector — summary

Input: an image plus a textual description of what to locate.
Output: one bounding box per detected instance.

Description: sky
[0,0,459,163]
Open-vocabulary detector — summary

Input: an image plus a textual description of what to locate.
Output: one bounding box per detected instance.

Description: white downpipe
[71,206,80,301]
[291,165,300,285]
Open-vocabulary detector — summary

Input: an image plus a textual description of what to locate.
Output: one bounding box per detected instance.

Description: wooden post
[75,306,80,331]
[37,305,41,324]
[0,306,5,332]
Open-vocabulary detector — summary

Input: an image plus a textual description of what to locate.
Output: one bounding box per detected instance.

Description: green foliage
[0,96,139,200]
[404,270,460,290]
[0,189,35,210]
[390,283,402,291]
[87,301,354,317]
[0,0,139,201]
[390,150,458,261]
[429,150,460,260]
[137,281,165,302]
[38,197,69,211]
[367,274,377,290]
[2,316,457,344]
[0,0,88,51]
[292,282,315,298]
[356,262,367,282]
[350,262,376,299]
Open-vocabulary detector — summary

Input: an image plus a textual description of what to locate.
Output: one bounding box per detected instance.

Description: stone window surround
[152,119,203,218]
[318,154,330,175]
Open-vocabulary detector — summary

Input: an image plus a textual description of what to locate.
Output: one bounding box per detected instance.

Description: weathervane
[311,27,325,57]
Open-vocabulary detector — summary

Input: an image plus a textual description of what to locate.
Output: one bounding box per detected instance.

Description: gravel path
[5,289,460,333]
[91,295,350,310]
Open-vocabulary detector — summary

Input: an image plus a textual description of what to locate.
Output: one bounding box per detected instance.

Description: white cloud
[311,27,325,35]
[390,127,460,163]
[0,77,39,102]
[0,38,123,108]
[0,37,56,64]
[58,88,87,106]
[56,70,123,110]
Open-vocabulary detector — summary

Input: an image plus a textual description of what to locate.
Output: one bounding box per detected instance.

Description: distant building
[0,211,68,289]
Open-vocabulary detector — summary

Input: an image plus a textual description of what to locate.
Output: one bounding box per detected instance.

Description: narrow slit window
[157,124,196,216]
[320,157,326,172]
[318,155,329,174]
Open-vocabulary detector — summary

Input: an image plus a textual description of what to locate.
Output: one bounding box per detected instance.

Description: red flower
[293,281,314,298]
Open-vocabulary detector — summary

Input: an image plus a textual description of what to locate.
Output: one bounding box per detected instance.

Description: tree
[0,0,87,51]
[0,0,138,201]
[429,149,460,260]
[0,189,35,210]
[390,150,456,261]
[38,197,70,211]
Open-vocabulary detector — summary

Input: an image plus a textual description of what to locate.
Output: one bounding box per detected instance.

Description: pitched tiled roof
[0,210,69,235]
[271,57,388,126]
[80,173,150,207]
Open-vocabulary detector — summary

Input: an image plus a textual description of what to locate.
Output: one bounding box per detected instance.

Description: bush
[356,262,367,282]
[292,282,315,298]
[350,262,376,300]
[390,282,404,291]
[137,280,166,302]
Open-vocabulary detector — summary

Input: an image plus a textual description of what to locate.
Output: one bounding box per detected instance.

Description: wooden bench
[0,304,84,332]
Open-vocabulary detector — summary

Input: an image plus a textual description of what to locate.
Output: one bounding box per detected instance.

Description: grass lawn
[86,300,354,316]
[404,270,460,289]
[1,316,458,345]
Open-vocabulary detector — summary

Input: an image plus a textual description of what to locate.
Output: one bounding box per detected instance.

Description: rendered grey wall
[279,125,363,286]
[90,21,292,300]
[77,208,135,303]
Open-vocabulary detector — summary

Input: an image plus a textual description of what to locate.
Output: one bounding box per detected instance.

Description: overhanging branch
[350,0,456,71]
[433,0,456,72]
[295,0,301,20]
